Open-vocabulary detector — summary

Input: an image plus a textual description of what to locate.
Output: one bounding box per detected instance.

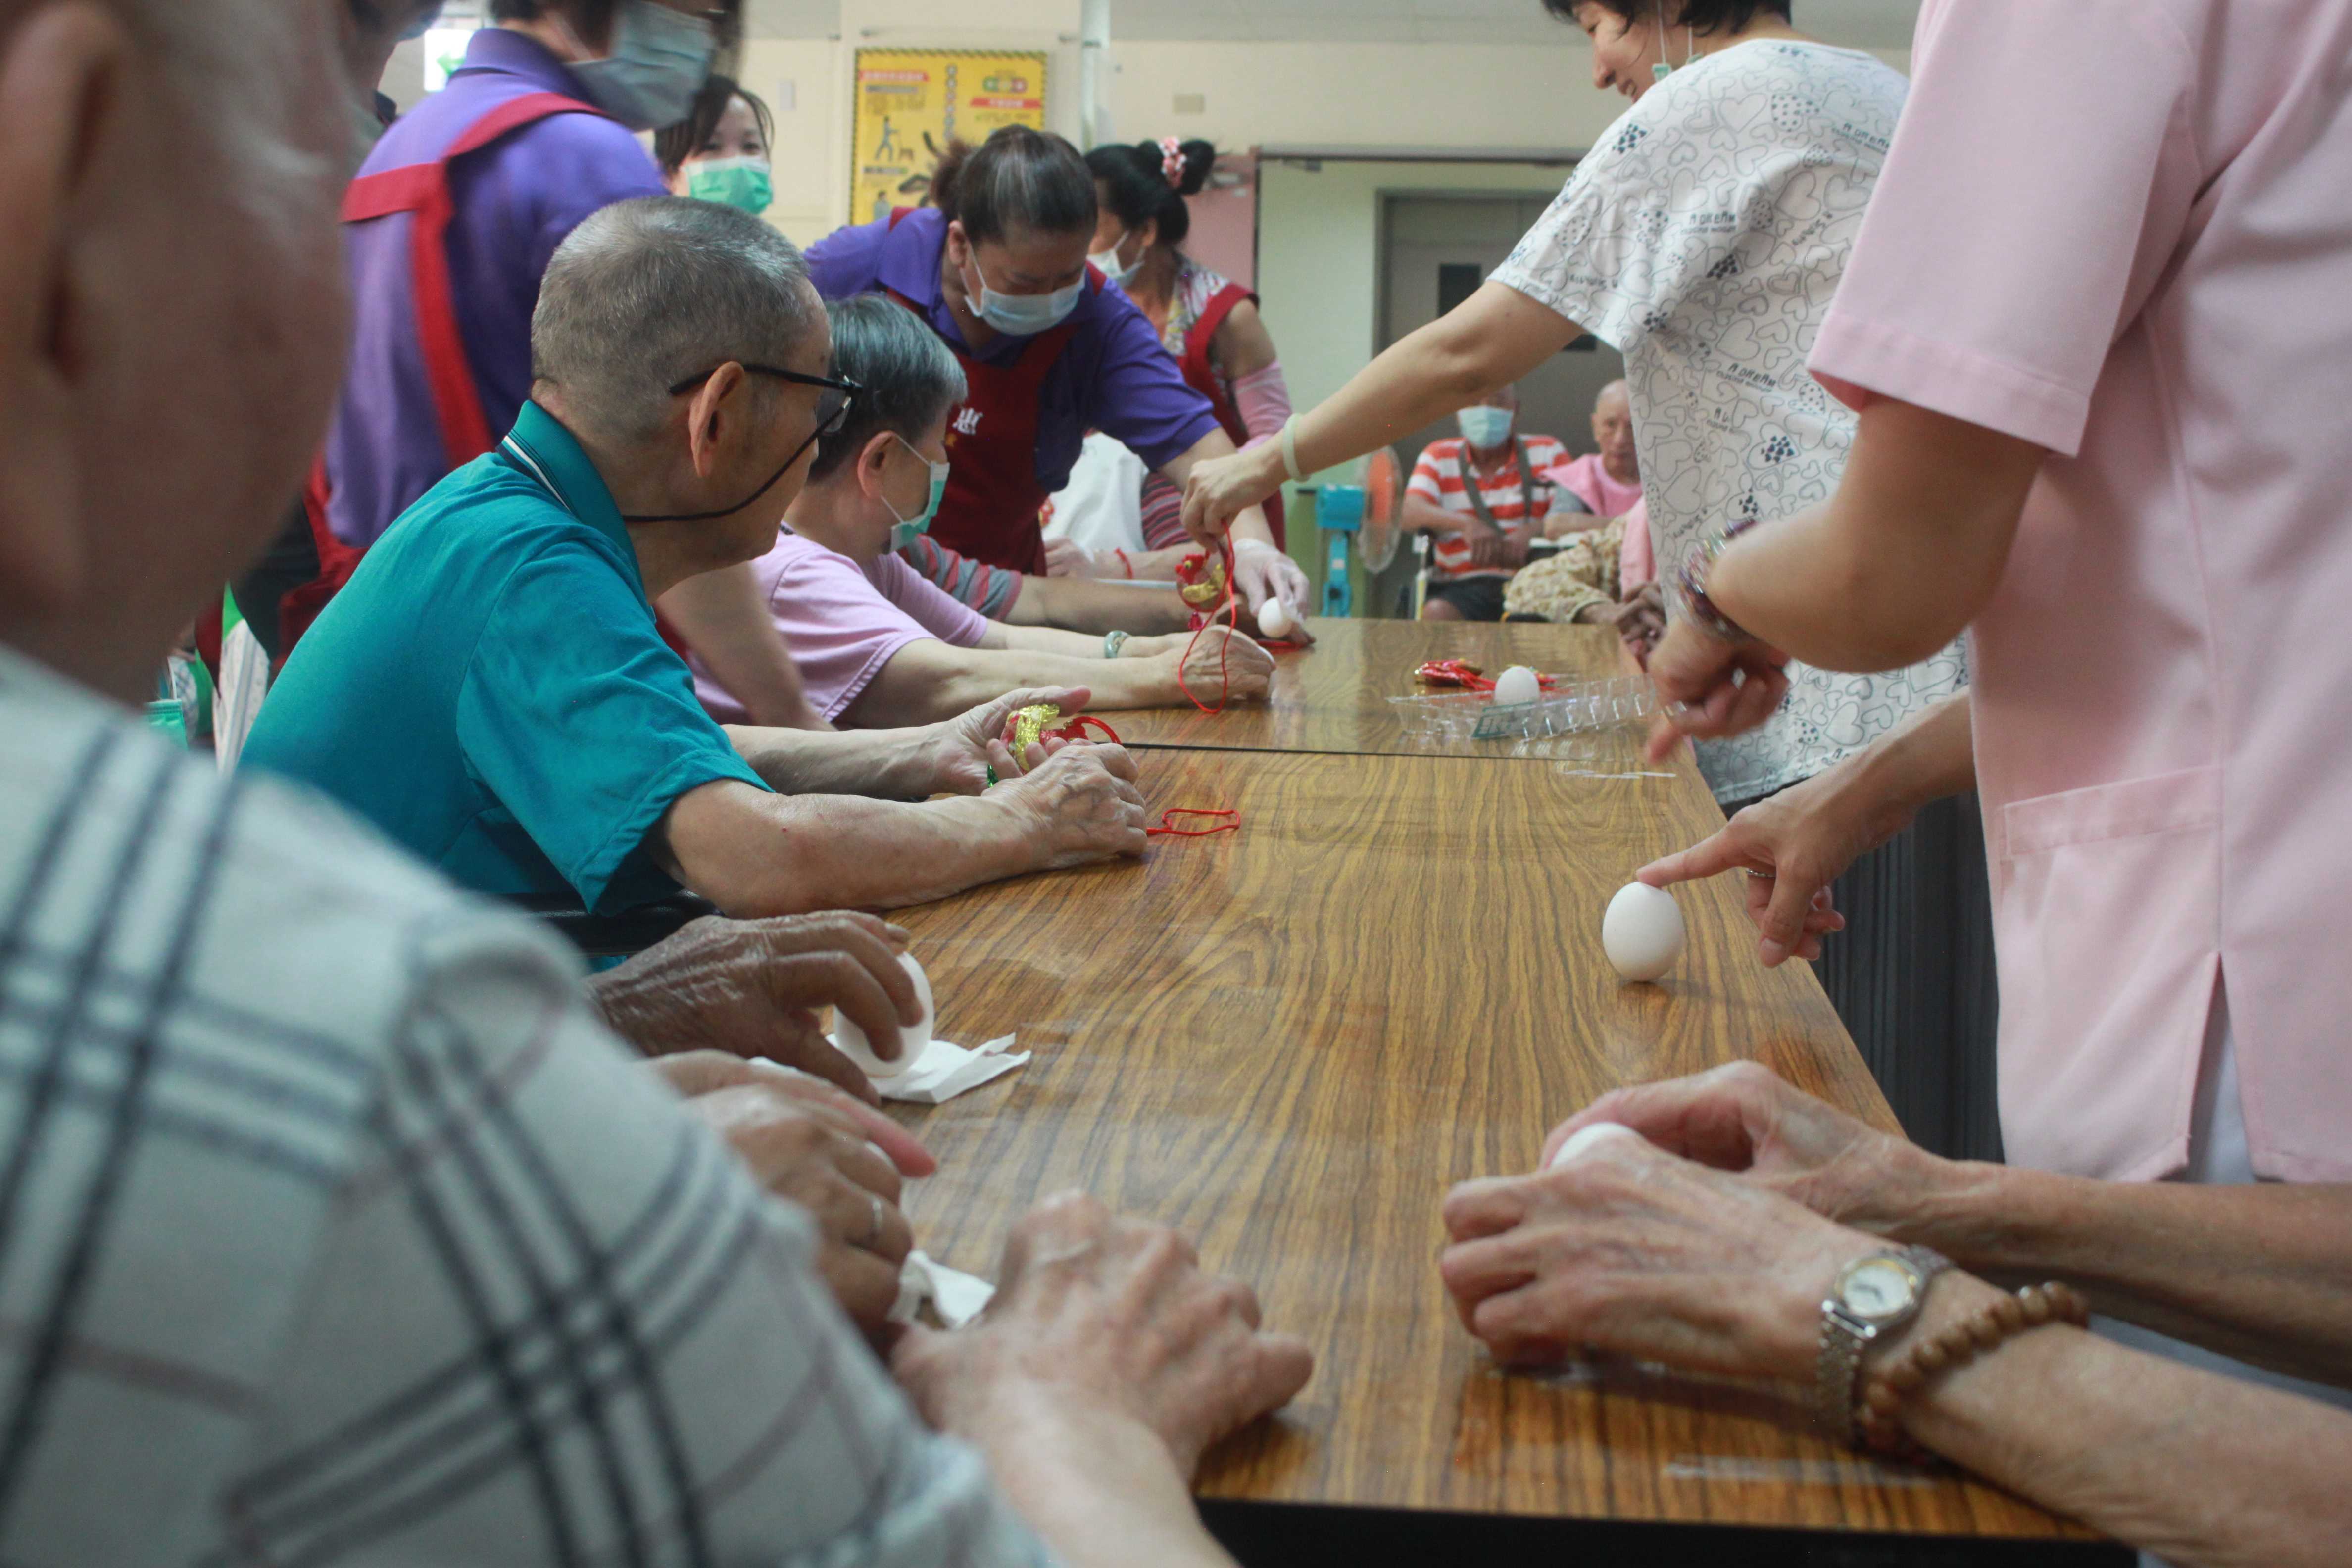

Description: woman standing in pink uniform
[1635,0,2352,1424]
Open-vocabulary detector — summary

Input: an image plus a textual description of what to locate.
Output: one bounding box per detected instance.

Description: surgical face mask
[962,252,1083,337]
[688,154,774,215]
[1457,404,1516,448]
[568,0,716,133]
[1088,230,1144,289]
[883,432,951,550]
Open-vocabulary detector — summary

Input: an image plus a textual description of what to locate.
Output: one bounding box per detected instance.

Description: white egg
[1491,664,1542,707]
[833,951,934,1081]
[1602,882,1686,983]
[1257,597,1295,639]
[1547,1121,1639,1170]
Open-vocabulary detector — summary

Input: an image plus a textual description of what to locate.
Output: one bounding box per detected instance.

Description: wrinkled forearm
[848,641,1180,727]
[1890,1274,2352,1568]
[666,786,1036,915]
[725,724,934,800]
[961,1394,1236,1568]
[1016,578,1196,636]
[1900,1164,2352,1385]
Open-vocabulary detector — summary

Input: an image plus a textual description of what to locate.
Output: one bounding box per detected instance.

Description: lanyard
[1460,438,1536,534]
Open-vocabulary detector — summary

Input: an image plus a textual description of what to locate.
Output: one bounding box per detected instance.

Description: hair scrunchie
[1159,135,1186,188]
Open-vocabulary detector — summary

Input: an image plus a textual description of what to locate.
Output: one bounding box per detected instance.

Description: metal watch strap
[1815,1245,1952,1448]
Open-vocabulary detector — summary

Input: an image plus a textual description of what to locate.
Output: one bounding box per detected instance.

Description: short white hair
[533,196,821,443]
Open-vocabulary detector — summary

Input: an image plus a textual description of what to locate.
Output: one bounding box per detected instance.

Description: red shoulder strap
[342,92,603,470]
[1179,282,1255,391]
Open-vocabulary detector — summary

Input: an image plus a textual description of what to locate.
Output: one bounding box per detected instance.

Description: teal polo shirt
[245,401,770,913]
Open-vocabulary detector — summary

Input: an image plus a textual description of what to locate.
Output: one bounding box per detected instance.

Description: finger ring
[862,1193,884,1249]
[1745,868,1776,880]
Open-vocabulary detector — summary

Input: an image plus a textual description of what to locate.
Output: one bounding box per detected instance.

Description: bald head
[1592,378,1638,486]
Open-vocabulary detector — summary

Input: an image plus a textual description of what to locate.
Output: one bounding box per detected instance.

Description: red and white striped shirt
[1407,435,1572,579]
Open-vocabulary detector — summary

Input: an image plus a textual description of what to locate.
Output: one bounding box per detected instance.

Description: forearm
[725,724,935,800]
[852,642,1177,726]
[1897,1165,2352,1384]
[1821,691,1976,833]
[971,1397,1235,1568]
[671,790,1034,915]
[657,563,829,730]
[1892,1274,2352,1568]
[1401,496,1467,536]
[1017,577,1196,636]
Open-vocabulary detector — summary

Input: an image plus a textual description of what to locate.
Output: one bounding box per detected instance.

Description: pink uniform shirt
[1541,453,1644,524]
[1811,0,2352,1182]
[691,531,989,725]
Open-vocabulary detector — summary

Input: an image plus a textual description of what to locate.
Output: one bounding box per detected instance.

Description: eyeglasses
[628,365,863,526]
[669,363,862,435]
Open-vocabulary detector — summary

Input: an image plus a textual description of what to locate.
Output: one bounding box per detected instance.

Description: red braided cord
[1147,808,1241,838]
[1175,538,1239,715]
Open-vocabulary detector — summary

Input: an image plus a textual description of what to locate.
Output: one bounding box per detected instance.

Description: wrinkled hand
[1440,1117,1874,1382]
[655,1050,934,1340]
[1000,743,1149,867]
[1170,625,1275,704]
[1045,538,1110,579]
[893,1192,1315,1476]
[926,686,1091,795]
[1181,446,1284,545]
[1231,539,1313,631]
[1539,1062,1940,1241]
[1643,618,1793,762]
[1601,581,1666,666]
[1636,759,1914,965]
[589,912,924,1099]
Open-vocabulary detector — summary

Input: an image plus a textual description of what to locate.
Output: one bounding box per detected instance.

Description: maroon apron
[1177,281,1285,551]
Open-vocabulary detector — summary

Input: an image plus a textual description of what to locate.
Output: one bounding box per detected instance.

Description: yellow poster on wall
[851,49,1050,226]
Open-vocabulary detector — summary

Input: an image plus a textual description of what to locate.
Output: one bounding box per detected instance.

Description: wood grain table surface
[891,741,2094,1544]
[1110,617,1628,759]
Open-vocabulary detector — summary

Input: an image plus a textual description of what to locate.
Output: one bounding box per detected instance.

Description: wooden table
[895,738,2110,1560]
[1112,617,1626,758]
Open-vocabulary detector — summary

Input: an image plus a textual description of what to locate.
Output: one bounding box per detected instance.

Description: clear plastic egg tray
[1388,676,1672,775]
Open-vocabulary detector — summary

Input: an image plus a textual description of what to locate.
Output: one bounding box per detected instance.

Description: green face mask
[688,155,774,216]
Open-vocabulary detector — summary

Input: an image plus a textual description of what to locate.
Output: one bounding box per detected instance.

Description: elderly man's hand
[1541,1063,1942,1239]
[1440,1123,1877,1382]
[893,1192,1314,1476]
[1000,744,1150,868]
[1643,617,1792,761]
[923,686,1091,796]
[589,912,923,1100]
[655,1052,932,1341]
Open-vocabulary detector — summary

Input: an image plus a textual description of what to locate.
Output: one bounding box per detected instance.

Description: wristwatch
[1816,1245,1951,1447]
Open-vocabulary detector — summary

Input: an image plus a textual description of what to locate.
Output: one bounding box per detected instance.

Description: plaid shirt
[0,645,1052,1568]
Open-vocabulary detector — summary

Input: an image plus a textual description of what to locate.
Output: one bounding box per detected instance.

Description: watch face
[1841,1259,1915,1321]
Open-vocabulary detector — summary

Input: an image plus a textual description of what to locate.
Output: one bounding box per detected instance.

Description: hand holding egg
[834,951,935,1080]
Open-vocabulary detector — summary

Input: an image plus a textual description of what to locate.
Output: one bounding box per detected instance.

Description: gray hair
[532,196,819,443]
[808,295,967,482]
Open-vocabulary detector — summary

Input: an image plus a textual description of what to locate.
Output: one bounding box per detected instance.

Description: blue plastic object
[1318,484,1366,617]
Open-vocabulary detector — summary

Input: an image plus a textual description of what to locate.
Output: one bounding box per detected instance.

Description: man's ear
[684,361,750,481]
[0,5,130,617]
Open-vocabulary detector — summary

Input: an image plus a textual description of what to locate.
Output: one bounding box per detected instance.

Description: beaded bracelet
[1856,1280,2091,1458]
[1676,516,1762,643]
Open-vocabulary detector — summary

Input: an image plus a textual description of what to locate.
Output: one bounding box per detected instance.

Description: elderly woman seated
[693,295,1275,729]
[1442,1063,2352,1568]
[247,197,1148,923]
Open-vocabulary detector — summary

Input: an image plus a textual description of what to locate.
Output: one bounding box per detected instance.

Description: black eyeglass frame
[622,365,865,526]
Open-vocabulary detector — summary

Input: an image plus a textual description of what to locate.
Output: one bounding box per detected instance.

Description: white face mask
[1457,404,1516,448]
[567,0,717,132]
[962,251,1084,338]
[1088,230,1144,289]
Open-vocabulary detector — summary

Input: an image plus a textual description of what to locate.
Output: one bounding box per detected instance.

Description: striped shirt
[0,643,1053,1568]
[899,534,1024,619]
[1407,435,1573,579]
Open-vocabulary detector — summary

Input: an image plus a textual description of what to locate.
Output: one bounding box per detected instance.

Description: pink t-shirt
[692,530,989,725]
[1541,452,1643,524]
[1617,497,1653,592]
[1809,0,2352,1183]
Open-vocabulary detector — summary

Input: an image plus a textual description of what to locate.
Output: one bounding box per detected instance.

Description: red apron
[882,210,1091,576]
[1178,281,1284,550]
[281,92,606,655]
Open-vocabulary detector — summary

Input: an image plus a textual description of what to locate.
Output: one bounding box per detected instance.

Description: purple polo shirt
[324,30,665,547]
[805,208,1221,497]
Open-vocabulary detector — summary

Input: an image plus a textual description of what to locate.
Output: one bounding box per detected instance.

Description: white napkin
[831,1032,1029,1104]
[889,1250,997,1328]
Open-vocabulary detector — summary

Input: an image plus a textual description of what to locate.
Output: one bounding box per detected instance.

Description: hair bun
[1176,139,1217,196]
